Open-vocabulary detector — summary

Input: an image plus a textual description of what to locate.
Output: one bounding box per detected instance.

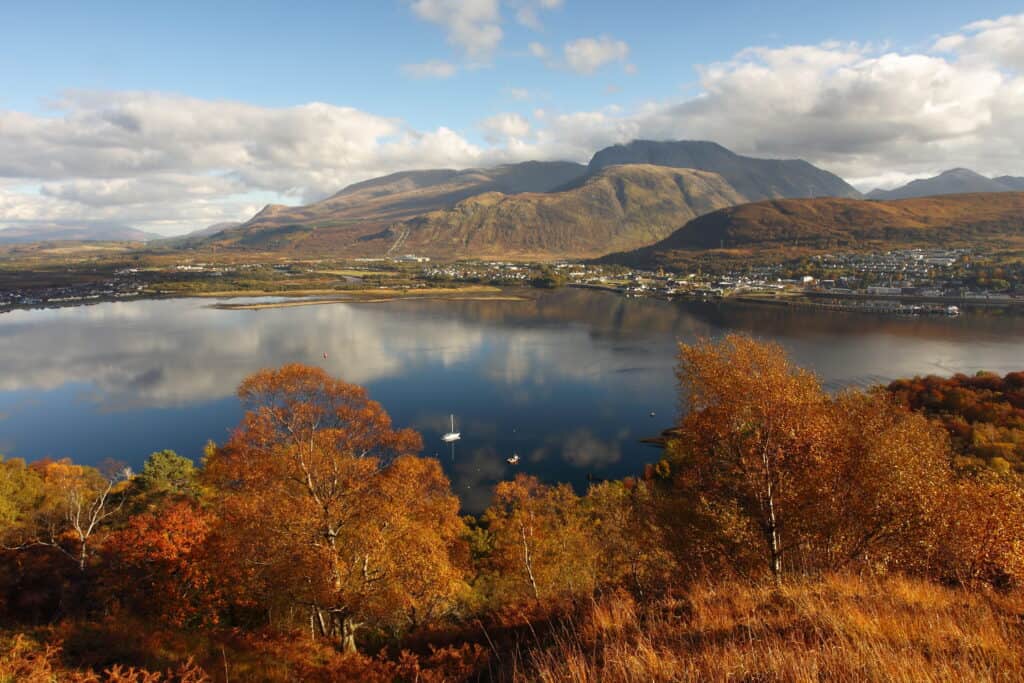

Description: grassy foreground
[512,573,1024,683]
[2,573,1020,682]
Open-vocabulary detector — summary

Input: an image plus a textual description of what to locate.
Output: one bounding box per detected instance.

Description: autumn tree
[583,480,674,599]
[205,363,468,652]
[482,475,599,603]
[0,457,44,530]
[101,500,223,627]
[665,335,833,578]
[814,391,951,572]
[6,459,130,572]
[929,475,1024,587]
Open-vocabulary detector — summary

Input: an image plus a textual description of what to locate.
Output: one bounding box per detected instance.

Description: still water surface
[2,288,1023,511]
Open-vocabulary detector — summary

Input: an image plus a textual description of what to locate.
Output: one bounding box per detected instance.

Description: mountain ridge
[588,140,862,200]
[867,168,1024,199]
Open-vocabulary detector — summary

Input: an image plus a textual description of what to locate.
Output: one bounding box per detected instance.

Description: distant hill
[605,192,1024,270]
[0,225,160,245]
[587,140,861,201]
[363,164,746,259]
[186,221,242,239]
[994,176,1024,191]
[867,169,1024,199]
[151,221,243,248]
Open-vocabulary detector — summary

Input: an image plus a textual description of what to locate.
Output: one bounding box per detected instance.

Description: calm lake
[3,288,1024,511]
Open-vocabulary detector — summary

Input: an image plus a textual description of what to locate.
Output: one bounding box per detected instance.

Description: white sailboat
[441,414,461,443]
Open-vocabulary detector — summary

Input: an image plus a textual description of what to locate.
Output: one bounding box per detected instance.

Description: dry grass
[516,573,1024,683]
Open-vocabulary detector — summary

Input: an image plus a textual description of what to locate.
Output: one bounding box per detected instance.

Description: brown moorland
[605,191,1024,269]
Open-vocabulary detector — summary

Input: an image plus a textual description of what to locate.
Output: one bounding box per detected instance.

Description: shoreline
[212,291,531,310]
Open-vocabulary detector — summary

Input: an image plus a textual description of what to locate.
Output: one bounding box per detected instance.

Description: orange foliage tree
[667,335,834,578]
[659,335,993,582]
[101,500,224,627]
[205,363,468,652]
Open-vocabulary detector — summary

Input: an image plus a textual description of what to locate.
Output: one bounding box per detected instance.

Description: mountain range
[867,168,1024,200]
[201,140,863,258]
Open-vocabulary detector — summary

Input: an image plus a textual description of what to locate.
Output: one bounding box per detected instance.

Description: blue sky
[1,1,1023,234]
[2,1,1018,132]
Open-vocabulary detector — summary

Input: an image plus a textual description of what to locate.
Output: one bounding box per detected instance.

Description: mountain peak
[588,139,860,201]
[939,167,986,178]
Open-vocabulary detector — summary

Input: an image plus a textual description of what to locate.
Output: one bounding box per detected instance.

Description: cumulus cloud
[479,112,531,143]
[637,39,1023,187]
[410,0,503,60]
[401,60,459,79]
[0,92,487,234]
[933,13,1024,71]
[563,36,630,74]
[528,41,548,58]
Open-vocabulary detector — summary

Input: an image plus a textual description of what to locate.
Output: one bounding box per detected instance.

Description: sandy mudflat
[210,288,529,310]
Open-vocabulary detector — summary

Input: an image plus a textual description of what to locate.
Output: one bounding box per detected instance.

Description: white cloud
[0,92,487,235]
[933,13,1024,71]
[636,39,1022,187]
[506,87,531,100]
[410,0,503,60]
[528,41,548,58]
[479,112,531,143]
[563,36,630,74]
[402,60,459,79]
[509,0,563,30]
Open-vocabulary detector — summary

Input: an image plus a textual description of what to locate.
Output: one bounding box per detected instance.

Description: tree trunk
[761,449,783,580]
[340,616,359,654]
[520,522,540,600]
[766,493,782,579]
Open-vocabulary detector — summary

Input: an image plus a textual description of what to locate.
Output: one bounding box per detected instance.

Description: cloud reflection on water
[1,289,1024,513]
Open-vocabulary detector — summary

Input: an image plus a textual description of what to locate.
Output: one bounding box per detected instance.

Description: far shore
[209,286,532,310]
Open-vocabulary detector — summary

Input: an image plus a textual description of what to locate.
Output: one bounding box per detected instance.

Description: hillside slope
[606,192,1024,268]
[588,140,861,200]
[209,161,587,252]
[373,164,746,259]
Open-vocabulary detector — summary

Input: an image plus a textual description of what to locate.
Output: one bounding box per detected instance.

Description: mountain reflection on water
[1,288,1023,511]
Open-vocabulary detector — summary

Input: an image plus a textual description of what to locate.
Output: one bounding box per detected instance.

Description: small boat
[441,414,461,443]
[506,453,520,465]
